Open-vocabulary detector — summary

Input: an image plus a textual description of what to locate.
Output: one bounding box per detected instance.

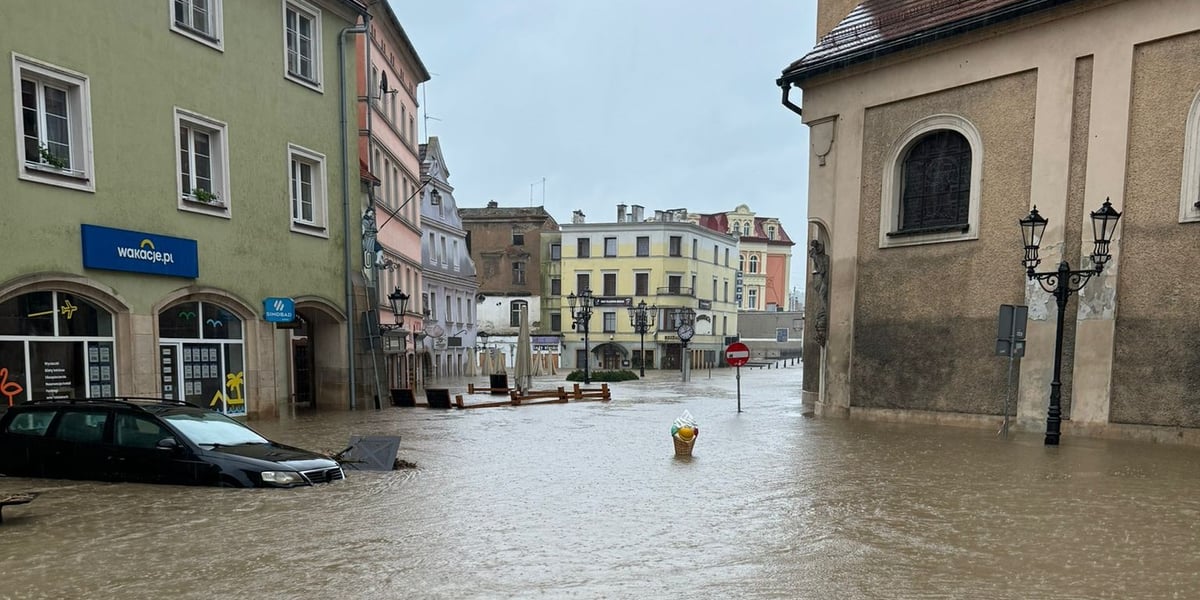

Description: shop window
[158,301,245,416]
[0,291,115,404]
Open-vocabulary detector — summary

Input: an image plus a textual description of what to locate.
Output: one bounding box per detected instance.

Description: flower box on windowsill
[183,195,226,209]
[25,161,88,181]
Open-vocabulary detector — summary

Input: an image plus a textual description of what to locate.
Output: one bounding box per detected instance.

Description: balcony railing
[656,286,694,297]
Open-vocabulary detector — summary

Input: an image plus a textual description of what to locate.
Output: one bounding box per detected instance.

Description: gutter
[780,83,802,118]
[340,17,369,410]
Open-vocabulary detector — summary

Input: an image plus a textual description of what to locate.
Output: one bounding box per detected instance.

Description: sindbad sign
[81,224,199,278]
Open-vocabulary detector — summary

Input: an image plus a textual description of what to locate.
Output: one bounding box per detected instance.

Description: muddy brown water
[2,366,1199,599]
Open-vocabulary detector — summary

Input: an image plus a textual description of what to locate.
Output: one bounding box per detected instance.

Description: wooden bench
[466,383,515,395]
[0,492,38,524]
[510,387,569,406]
[571,383,611,402]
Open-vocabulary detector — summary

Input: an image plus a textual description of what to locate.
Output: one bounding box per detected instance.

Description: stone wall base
[845,407,1200,446]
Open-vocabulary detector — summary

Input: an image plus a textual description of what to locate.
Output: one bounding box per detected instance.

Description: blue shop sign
[81,224,199,278]
[263,297,296,323]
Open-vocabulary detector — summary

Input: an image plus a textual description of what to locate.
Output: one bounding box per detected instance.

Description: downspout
[780,82,803,118]
[340,19,368,409]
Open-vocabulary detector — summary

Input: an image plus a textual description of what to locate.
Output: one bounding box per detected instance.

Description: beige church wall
[852,72,1036,414]
[1109,31,1200,427]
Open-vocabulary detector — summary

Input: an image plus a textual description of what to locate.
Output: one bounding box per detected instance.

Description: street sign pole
[736,365,742,413]
[725,341,750,414]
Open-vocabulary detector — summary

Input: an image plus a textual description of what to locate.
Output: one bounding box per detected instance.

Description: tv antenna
[529,177,546,206]
[421,74,441,143]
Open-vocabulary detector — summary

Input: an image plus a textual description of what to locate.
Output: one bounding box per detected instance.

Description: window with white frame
[748,288,757,309]
[14,54,95,191]
[288,144,327,234]
[175,108,229,215]
[510,300,527,327]
[749,255,759,273]
[172,0,223,49]
[1180,89,1200,223]
[880,114,983,248]
[636,236,649,257]
[602,312,616,333]
[283,0,322,90]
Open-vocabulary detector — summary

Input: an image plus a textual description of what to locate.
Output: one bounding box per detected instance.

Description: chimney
[572,210,586,224]
[617,204,627,223]
[654,210,663,222]
[632,205,644,222]
[487,200,498,208]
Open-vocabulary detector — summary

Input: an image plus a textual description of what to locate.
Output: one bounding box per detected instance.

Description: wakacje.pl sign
[81,224,199,278]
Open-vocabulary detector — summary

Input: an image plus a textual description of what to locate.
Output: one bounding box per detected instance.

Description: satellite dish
[476,293,486,303]
[379,71,390,95]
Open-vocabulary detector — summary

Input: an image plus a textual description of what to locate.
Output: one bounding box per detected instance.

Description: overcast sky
[388,1,817,292]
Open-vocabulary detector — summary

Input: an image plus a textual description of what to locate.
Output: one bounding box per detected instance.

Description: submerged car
[0,398,343,488]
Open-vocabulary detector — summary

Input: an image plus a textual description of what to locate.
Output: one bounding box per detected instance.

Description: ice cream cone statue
[671,410,698,457]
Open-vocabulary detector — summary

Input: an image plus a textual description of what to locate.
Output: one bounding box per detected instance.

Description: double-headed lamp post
[567,289,595,384]
[627,299,657,377]
[1019,198,1122,446]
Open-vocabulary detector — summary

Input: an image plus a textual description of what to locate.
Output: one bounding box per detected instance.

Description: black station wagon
[0,398,343,488]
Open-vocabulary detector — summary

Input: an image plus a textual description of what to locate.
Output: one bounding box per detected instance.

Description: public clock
[677,323,694,342]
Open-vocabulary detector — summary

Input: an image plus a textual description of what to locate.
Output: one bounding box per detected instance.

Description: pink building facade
[695,204,796,311]
[356,4,429,389]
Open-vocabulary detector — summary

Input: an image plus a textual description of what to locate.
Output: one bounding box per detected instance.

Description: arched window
[158,301,245,416]
[510,300,527,328]
[0,291,115,404]
[749,255,759,274]
[767,225,776,240]
[881,115,982,248]
[1181,89,1200,222]
[899,130,971,233]
[742,223,750,236]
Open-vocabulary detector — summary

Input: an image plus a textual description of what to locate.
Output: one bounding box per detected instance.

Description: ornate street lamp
[567,289,595,384]
[380,287,410,347]
[627,299,658,377]
[1020,198,1122,445]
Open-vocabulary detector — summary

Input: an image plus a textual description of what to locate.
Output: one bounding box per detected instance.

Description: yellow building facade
[557,207,739,373]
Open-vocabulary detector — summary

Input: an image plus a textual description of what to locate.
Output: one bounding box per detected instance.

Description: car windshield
[161,411,270,446]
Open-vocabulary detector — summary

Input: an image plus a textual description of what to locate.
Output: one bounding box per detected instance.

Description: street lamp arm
[1028,265,1098,296]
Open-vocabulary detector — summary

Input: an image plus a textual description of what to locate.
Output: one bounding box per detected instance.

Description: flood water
[3,365,1200,599]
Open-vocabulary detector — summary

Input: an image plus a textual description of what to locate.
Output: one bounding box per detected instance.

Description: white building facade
[419,138,478,378]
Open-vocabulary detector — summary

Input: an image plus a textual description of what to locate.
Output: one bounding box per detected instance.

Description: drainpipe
[780,82,803,118]
[340,19,368,409]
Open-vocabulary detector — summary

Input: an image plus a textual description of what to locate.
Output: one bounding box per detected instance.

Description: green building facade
[0,0,371,417]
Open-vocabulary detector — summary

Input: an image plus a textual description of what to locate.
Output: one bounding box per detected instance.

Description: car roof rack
[22,396,202,410]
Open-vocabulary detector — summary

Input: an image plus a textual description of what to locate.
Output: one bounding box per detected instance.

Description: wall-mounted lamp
[377,72,400,101]
[380,287,410,338]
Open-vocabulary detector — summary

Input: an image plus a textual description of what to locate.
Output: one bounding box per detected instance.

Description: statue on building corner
[808,239,829,346]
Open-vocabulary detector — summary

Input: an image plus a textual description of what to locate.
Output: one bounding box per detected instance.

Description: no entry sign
[725,342,750,367]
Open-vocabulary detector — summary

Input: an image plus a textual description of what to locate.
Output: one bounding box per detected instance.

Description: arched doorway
[0,290,115,404]
[592,342,626,370]
[290,300,344,410]
[158,300,245,416]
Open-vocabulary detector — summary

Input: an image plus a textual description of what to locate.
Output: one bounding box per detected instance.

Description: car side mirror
[156,437,180,451]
